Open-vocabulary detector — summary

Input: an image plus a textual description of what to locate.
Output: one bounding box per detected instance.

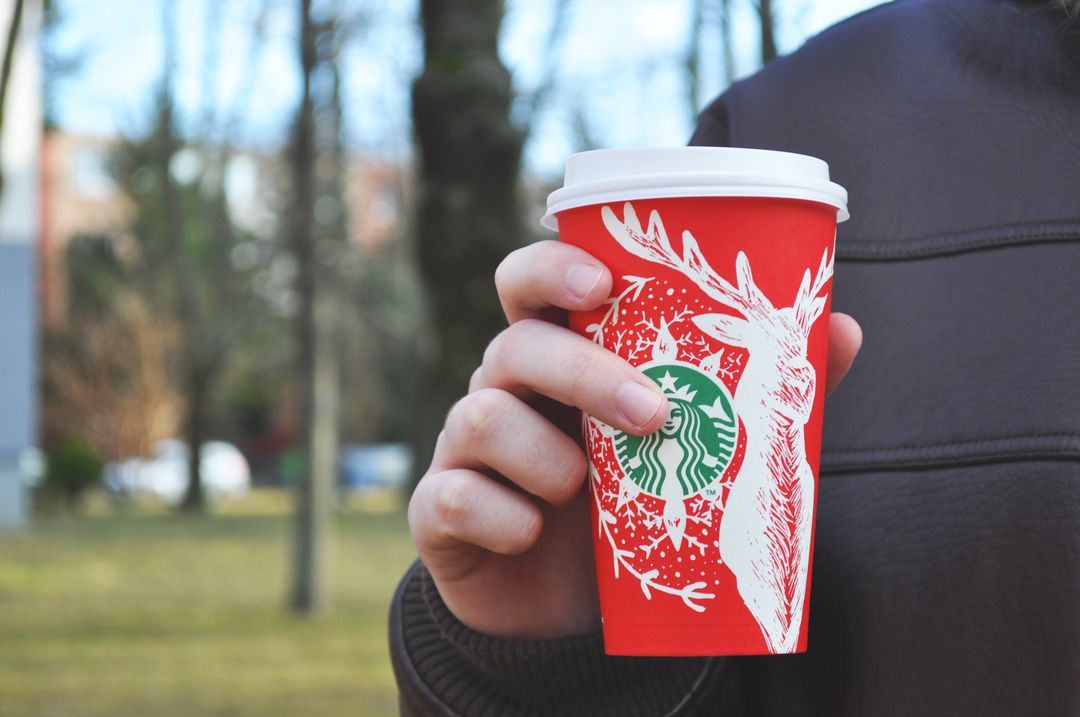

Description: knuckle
[511,318,548,343]
[566,447,590,487]
[406,485,423,537]
[507,509,542,551]
[564,346,602,396]
[514,317,547,334]
[530,239,561,267]
[494,248,525,298]
[432,428,450,457]
[553,447,589,503]
[522,437,583,503]
[483,320,536,371]
[482,328,512,370]
[467,367,484,393]
[433,473,472,532]
[448,389,507,444]
[407,472,438,541]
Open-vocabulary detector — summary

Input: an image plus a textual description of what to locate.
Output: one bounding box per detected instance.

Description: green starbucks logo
[614,362,739,500]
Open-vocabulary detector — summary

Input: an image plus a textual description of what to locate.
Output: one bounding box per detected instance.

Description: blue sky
[48,0,883,177]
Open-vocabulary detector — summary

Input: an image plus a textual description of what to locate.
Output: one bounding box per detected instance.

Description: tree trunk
[758,0,777,65]
[411,0,525,481]
[291,279,339,611]
[0,0,25,200]
[180,367,207,512]
[719,0,736,84]
[158,0,205,514]
[686,0,703,125]
[289,0,341,615]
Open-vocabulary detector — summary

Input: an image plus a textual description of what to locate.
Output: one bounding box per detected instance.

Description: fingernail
[616,382,666,429]
[565,264,604,300]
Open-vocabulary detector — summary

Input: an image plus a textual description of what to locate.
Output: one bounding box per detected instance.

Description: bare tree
[289,0,350,614]
[174,0,272,512]
[0,0,25,199]
[718,0,736,84]
[104,0,269,513]
[290,0,323,613]
[411,0,526,478]
[153,0,208,512]
[42,282,181,460]
[757,0,778,65]
[689,0,776,126]
[517,0,573,130]
[687,0,705,123]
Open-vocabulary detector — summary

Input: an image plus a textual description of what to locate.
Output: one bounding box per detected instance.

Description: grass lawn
[0,490,417,717]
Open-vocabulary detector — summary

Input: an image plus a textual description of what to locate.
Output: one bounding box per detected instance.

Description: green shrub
[42,438,104,510]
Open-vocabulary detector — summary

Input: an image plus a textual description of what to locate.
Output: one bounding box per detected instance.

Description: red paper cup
[542,148,848,656]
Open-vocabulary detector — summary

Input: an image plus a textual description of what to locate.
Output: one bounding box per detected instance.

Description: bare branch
[0,0,26,198]
[518,0,573,132]
[757,0,778,65]
[686,0,704,123]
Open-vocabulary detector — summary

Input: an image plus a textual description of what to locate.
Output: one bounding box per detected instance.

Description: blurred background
[0,0,879,714]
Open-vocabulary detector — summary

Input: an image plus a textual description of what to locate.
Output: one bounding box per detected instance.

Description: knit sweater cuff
[421,565,636,698]
[390,559,728,716]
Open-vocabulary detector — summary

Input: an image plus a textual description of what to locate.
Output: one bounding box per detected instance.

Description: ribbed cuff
[390,559,729,716]
[421,565,634,700]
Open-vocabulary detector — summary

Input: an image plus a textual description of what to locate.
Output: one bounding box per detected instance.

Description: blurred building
[345,159,410,251]
[0,0,42,531]
[38,133,410,327]
[39,131,134,326]
[36,127,412,482]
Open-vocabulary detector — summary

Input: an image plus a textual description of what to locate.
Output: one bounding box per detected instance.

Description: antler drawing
[602,202,832,653]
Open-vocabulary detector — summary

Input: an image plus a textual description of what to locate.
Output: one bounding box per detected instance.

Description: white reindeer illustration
[601,202,832,653]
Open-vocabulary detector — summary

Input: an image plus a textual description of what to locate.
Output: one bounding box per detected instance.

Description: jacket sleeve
[389,560,740,716]
[689,95,732,148]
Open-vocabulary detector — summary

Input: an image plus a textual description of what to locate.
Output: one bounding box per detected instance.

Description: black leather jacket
[390,0,1080,713]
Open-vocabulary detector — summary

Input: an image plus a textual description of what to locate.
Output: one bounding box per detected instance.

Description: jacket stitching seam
[839,231,1080,260]
[824,432,1080,454]
[848,217,1080,242]
[833,224,1080,260]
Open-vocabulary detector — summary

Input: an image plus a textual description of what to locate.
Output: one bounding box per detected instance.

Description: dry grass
[0,489,415,717]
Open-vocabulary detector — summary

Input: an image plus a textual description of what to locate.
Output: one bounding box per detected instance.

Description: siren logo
[614,361,738,504]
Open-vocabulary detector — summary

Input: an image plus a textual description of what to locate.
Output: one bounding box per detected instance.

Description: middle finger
[433,388,588,506]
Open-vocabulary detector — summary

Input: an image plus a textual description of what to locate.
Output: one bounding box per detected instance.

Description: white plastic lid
[541,147,849,230]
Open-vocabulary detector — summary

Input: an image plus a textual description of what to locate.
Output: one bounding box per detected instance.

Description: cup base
[601,621,807,657]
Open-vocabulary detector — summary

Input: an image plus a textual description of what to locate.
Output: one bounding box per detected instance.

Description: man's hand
[408,240,862,640]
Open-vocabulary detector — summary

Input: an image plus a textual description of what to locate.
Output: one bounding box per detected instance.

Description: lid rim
[547,171,847,204]
[544,148,849,232]
[541,183,850,231]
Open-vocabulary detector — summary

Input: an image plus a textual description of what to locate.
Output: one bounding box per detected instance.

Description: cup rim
[540,147,850,230]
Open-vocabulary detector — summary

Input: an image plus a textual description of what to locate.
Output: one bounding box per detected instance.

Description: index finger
[495,240,613,324]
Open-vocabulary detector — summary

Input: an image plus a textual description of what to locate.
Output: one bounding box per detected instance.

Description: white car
[105,440,251,505]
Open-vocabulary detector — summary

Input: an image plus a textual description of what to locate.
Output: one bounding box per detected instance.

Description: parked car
[105,440,251,505]
[338,443,412,493]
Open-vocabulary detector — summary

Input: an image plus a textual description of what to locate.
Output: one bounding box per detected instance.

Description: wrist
[422,567,640,702]
[397,561,727,714]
